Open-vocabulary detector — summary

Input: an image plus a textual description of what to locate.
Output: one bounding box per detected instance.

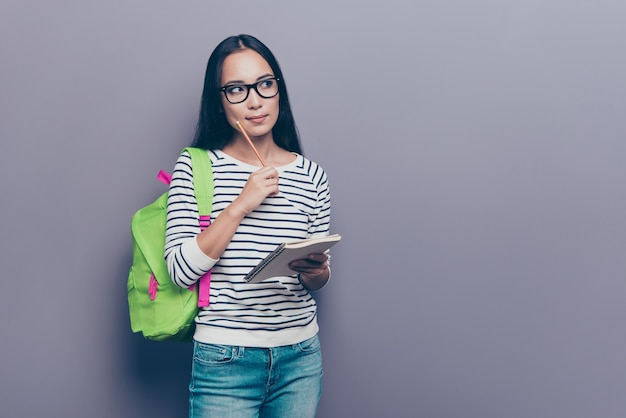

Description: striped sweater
[165,149,331,347]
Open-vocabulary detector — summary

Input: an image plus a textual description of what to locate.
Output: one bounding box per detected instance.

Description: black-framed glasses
[220,77,280,104]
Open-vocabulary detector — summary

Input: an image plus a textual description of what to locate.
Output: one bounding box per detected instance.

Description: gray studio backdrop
[1,1,625,417]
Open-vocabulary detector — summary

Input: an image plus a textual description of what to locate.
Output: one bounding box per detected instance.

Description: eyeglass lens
[223,78,278,104]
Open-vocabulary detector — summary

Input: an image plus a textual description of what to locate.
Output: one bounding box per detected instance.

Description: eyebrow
[222,73,275,86]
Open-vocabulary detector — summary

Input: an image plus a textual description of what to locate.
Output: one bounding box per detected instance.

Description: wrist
[298,266,330,291]
[225,199,250,219]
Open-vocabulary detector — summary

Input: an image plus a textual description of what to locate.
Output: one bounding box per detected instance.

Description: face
[220,49,279,141]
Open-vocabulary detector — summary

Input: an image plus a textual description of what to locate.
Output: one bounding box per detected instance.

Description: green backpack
[127,147,213,342]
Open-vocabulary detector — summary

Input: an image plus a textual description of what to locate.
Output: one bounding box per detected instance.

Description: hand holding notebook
[243,234,342,283]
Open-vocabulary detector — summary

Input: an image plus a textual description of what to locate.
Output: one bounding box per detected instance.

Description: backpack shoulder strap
[182,147,214,308]
[183,147,213,215]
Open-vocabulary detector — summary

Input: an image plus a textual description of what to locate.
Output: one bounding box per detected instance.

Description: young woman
[164,34,332,417]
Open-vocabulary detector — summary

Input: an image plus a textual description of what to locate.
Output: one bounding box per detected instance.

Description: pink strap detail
[157,170,172,185]
[198,272,211,307]
[198,215,211,229]
[149,274,158,300]
[197,215,212,307]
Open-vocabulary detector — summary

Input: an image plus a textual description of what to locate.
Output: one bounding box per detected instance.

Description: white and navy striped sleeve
[164,151,217,288]
[306,159,331,237]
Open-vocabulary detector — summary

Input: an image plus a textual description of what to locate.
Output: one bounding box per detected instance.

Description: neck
[224,133,274,166]
[223,134,296,167]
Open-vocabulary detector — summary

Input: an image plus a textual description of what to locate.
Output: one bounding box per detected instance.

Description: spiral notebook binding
[244,244,286,282]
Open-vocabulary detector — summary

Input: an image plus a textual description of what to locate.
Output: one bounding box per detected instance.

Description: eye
[225,85,246,95]
[258,79,275,90]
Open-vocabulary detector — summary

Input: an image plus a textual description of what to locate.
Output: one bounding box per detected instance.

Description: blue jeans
[189,335,323,418]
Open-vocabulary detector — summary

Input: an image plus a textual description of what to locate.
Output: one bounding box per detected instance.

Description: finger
[256,166,277,175]
[289,259,326,270]
[289,262,328,277]
[306,253,328,263]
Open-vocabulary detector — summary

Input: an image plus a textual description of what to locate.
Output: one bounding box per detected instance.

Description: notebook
[243,234,342,283]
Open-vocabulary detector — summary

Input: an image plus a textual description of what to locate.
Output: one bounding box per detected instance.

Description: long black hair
[191,34,302,154]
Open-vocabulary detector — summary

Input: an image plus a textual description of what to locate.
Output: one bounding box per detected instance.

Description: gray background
[1,1,625,417]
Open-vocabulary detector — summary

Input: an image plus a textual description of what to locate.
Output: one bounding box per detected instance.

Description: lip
[246,115,268,124]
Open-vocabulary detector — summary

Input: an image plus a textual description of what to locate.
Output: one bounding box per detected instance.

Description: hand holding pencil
[231,121,279,214]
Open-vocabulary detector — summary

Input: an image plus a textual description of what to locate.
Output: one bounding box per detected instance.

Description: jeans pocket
[295,335,321,353]
[193,341,236,366]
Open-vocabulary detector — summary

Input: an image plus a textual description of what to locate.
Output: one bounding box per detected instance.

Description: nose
[246,88,262,108]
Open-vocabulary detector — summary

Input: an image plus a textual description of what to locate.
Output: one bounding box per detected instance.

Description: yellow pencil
[236,120,267,166]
